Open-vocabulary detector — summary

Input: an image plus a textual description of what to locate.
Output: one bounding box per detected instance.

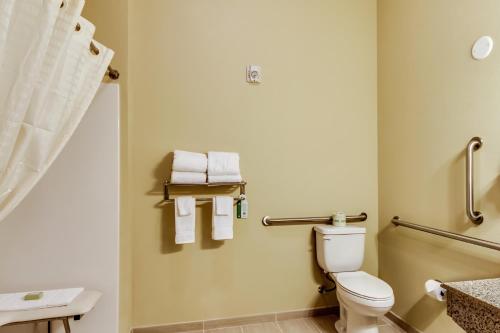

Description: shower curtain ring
[90,42,100,56]
[107,66,120,80]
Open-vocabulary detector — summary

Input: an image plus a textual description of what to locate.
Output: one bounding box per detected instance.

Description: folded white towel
[173,150,208,173]
[212,196,234,240]
[175,197,196,244]
[208,152,240,176]
[170,171,207,184]
[0,288,84,312]
[208,174,242,183]
[215,196,231,216]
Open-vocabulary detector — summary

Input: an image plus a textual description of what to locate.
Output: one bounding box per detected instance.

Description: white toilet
[314,225,394,333]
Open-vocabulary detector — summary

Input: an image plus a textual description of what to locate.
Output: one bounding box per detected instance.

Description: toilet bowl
[314,225,394,333]
[333,271,394,333]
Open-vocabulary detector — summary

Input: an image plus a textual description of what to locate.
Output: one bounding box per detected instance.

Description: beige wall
[76,1,500,332]
[77,1,500,331]
[82,3,131,333]
[378,0,500,332]
[128,0,378,327]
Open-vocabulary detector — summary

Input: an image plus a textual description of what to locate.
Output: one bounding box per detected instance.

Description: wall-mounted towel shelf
[262,212,367,226]
[162,180,247,203]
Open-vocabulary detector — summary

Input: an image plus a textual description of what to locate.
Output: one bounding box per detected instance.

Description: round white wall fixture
[472,36,493,60]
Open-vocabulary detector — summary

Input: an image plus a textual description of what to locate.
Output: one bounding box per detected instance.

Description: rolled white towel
[208,174,242,184]
[173,150,208,173]
[171,171,206,184]
[208,152,240,176]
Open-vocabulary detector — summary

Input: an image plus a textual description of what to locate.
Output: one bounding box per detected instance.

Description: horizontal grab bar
[392,216,500,251]
[262,212,367,226]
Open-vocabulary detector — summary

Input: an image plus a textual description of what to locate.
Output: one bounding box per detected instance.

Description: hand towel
[173,150,208,173]
[208,152,240,176]
[175,197,196,244]
[170,171,207,184]
[208,174,243,183]
[212,196,234,240]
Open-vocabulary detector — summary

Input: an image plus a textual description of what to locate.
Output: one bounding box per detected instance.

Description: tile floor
[182,315,406,333]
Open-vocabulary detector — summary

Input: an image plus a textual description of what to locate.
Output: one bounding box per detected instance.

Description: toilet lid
[335,271,393,300]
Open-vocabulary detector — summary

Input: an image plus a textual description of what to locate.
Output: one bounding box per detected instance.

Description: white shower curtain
[0,0,114,222]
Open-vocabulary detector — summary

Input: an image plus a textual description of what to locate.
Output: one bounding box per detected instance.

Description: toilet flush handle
[323,236,333,240]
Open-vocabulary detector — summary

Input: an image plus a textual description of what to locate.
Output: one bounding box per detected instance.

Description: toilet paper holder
[425,279,447,302]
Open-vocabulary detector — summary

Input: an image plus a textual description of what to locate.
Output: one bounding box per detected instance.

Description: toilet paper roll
[425,279,446,302]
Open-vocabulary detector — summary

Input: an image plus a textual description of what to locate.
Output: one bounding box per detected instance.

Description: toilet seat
[332,271,394,302]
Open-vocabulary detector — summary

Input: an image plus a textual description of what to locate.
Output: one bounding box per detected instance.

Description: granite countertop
[443,278,500,310]
[442,278,500,332]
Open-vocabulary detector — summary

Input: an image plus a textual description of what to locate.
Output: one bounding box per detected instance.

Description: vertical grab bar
[466,137,484,224]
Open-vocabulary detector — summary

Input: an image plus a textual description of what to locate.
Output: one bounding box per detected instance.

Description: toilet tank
[314,225,366,273]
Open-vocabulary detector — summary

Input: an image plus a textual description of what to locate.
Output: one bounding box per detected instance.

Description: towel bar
[161,197,242,204]
[161,181,246,203]
[262,212,367,226]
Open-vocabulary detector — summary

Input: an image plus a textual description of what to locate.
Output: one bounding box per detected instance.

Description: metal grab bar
[466,137,484,224]
[392,216,500,251]
[262,212,367,226]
